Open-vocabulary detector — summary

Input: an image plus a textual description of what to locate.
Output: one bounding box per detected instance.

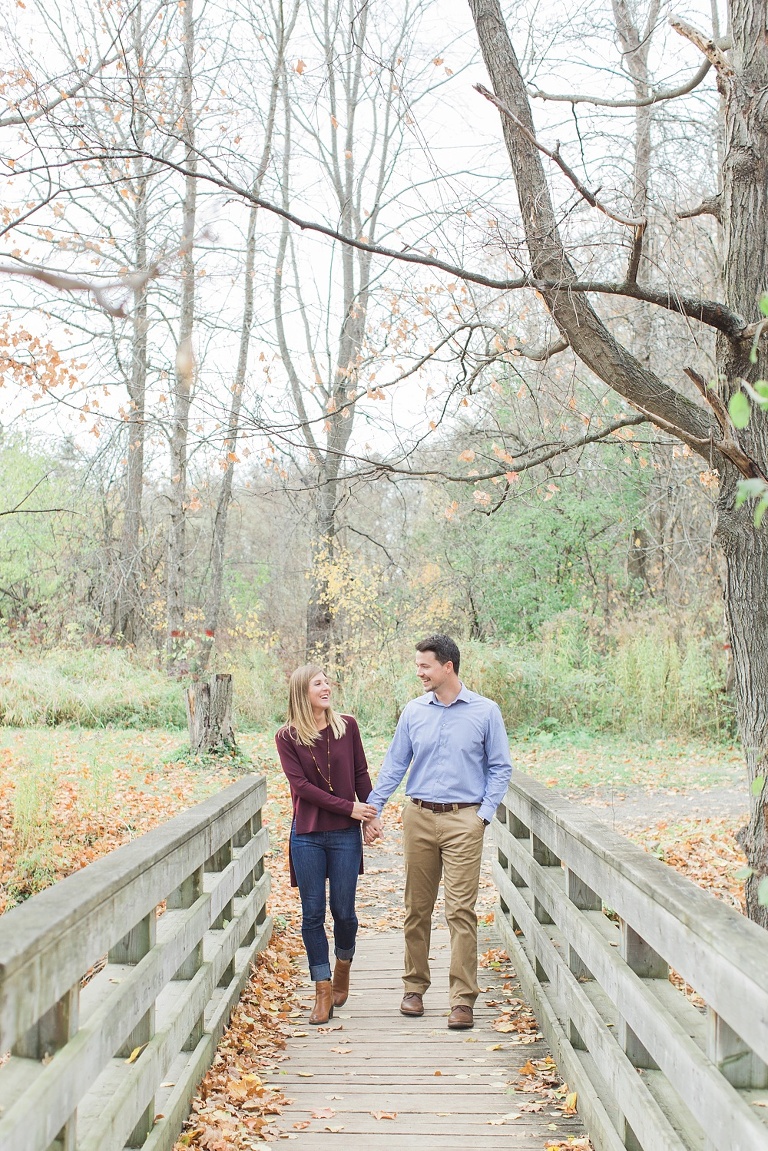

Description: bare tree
[198,0,300,672]
[464,0,768,921]
[270,0,437,658]
[115,0,152,645]
[165,0,198,674]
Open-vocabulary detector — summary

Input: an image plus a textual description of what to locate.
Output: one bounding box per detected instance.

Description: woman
[275,665,377,1025]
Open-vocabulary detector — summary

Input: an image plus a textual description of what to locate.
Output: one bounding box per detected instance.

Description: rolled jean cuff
[310,962,332,982]
[335,945,355,961]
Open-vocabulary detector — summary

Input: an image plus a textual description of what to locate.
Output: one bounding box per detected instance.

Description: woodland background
[0,3,762,1141]
[0,0,732,743]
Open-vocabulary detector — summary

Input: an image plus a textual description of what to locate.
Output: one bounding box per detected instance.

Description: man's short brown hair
[415,634,461,674]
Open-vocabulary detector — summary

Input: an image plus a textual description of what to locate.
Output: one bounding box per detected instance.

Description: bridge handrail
[493,773,768,1151]
[0,774,271,1151]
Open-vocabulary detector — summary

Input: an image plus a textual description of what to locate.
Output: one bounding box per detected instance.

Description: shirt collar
[429,682,473,706]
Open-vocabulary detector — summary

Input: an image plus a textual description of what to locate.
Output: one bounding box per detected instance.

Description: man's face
[415,651,453,693]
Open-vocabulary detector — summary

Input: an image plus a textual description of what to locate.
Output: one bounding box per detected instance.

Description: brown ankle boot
[332,958,352,1007]
[309,980,333,1025]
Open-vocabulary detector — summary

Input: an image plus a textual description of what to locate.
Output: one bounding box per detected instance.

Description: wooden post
[565,869,601,1050]
[565,869,600,980]
[169,866,205,1050]
[235,816,259,945]
[109,913,157,1147]
[13,985,80,1151]
[186,673,236,755]
[532,833,558,926]
[707,1010,768,1089]
[619,922,667,1150]
[206,842,235,985]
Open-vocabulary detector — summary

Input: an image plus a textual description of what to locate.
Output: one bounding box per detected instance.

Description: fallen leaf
[311,1108,335,1120]
[125,1045,146,1064]
[371,1111,397,1120]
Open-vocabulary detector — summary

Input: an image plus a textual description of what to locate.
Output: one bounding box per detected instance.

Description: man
[365,634,512,1030]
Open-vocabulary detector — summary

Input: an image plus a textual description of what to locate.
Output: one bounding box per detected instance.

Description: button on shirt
[367,685,513,824]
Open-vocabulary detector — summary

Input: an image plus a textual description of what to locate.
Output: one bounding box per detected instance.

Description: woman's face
[307,672,332,713]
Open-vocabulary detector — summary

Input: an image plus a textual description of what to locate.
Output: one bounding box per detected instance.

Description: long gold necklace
[310,725,333,791]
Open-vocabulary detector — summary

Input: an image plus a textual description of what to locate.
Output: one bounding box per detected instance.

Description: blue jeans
[290,824,362,982]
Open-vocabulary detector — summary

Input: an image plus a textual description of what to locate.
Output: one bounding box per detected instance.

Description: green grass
[508,733,743,791]
[0,725,745,913]
[0,627,734,741]
[0,726,187,782]
[0,725,742,800]
[0,649,187,728]
[242,729,744,793]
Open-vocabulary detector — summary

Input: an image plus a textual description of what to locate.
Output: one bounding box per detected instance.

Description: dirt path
[563,783,748,832]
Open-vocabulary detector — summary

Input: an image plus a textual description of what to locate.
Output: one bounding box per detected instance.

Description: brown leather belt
[410,799,477,813]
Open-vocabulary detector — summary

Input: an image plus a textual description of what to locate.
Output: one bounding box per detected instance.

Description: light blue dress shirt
[368,684,513,824]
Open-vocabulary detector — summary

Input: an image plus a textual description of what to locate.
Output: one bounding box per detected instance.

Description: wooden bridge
[1,771,767,1151]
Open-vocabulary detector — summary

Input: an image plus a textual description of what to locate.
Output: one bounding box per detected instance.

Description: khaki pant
[402,801,485,1007]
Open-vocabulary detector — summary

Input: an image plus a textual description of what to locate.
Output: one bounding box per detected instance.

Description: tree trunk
[199,3,296,671]
[114,1,149,646]
[715,0,768,925]
[272,0,401,661]
[199,207,255,674]
[306,495,336,659]
[166,0,197,676]
[467,0,768,921]
[186,674,236,754]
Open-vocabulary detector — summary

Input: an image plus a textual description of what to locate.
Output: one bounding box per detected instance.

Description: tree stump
[186,673,236,755]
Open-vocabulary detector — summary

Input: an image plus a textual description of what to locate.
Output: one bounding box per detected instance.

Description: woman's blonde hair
[283,664,347,747]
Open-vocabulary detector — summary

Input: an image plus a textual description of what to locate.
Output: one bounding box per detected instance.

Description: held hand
[352,801,378,822]
[363,816,384,845]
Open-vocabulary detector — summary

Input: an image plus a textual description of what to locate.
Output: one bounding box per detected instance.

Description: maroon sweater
[275,715,374,835]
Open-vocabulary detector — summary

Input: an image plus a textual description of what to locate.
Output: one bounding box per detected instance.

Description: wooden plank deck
[272,925,589,1148]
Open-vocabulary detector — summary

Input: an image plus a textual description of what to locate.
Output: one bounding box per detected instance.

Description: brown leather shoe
[332,958,352,1007]
[447,1005,474,1029]
[309,980,334,1025]
[400,992,424,1016]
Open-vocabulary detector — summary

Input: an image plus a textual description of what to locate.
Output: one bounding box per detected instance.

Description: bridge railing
[493,774,768,1151]
[0,775,271,1151]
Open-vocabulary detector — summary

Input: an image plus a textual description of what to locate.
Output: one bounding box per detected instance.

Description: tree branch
[332,413,650,483]
[475,84,646,228]
[677,194,722,222]
[0,56,119,128]
[528,56,712,108]
[0,262,160,317]
[626,222,647,284]
[116,149,750,338]
[684,367,768,481]
[670,19,733,74]
[468,0,719,456]
[514,336,569,361]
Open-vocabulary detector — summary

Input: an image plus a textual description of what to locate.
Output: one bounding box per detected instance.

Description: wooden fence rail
[493,774,768,1151]
[0,776,271,1151]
